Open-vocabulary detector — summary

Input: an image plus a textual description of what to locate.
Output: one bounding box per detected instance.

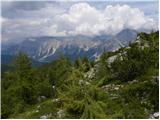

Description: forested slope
[1,31,159,119]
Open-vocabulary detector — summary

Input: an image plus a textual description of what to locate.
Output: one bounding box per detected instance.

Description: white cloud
[56,3,157,36]
[2,2,158,43]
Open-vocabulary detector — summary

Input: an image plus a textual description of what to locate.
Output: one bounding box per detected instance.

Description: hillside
[1,31,159,119]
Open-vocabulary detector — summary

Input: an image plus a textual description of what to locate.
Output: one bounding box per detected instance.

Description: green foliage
[111,32,158,82]
[95,52,111,86]
[74,57,92,72]
[35,79,54,98]
[1,31,159,119]
[12,53,32,77]
[63,85,108,119]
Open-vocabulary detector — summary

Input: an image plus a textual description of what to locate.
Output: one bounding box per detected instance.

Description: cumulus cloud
[1,2,158,43]
[57,3,157,36]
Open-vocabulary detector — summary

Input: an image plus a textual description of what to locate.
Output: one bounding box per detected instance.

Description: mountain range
[2,29,138,63]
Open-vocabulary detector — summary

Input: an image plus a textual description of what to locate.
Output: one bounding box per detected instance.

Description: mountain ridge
[2,29,138,62]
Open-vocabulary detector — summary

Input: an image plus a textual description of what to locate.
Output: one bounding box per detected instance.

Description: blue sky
[1,0,159,43]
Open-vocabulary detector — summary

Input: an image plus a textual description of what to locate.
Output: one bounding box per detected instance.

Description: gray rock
[152,76,159,84]
[114,86,119,90]
[52,98,60,102]
[37,105,41,109]
[153,112,159,118]
[57,109,65,118]
[149,112,159,119]
[37,96,46,102]
[35,110,39,113]
[40,115,47,119]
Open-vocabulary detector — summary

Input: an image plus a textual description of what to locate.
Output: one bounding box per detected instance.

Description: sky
[1,0,159,43]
